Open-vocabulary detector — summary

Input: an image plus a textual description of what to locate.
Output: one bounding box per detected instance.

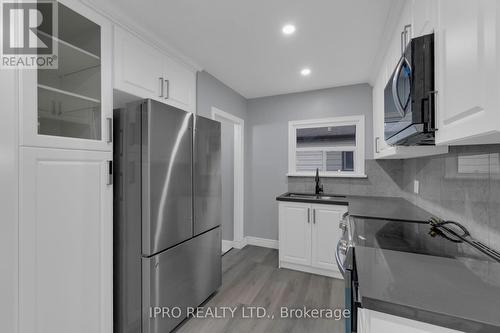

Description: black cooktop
[351,218,498,262]
[351,217,500,332]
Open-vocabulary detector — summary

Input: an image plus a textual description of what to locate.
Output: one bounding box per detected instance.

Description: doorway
[211,107,244,253]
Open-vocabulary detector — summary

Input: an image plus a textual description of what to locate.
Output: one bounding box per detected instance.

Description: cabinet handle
[107,160,113,186]
[400,30,405,55]
[106,117,113,143]
[307,208,310,223]
[159,77,164,98]
[313,209,316,224]
[404,24,412,45]
[164,79,170,99]
[375,137,380,154]
[400,24,412,55]
[427,90,438,131]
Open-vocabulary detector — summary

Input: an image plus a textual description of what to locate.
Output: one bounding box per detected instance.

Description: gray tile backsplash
[288,159,404,197]
[287,144,500,248]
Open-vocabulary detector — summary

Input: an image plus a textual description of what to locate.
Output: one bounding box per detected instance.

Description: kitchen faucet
[315,168,324,195]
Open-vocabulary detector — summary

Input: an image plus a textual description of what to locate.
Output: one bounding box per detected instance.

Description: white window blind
[458,153,500,174]
[288,116,365,177]
[296,151,323,172]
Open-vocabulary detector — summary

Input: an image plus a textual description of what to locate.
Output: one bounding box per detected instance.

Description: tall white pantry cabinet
[2,0,113,332]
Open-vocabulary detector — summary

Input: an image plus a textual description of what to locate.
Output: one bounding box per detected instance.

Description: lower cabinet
[358,309,464,333]
[278,201,347,278]
[19,147,112,333]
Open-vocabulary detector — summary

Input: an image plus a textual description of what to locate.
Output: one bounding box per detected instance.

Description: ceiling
[98,0,397,98]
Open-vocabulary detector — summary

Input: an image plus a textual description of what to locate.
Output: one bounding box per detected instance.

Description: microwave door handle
[401,57,413,110]
[392,57,406,117]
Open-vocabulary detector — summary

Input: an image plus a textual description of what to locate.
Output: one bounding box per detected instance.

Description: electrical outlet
[413,180,420,194]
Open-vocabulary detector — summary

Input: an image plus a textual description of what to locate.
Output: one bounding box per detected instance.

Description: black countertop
[353,218,500,332]
[276,192,500,332]
[276,192,434,222]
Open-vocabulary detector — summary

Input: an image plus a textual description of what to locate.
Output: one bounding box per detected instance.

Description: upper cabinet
[372,1,448,159]
[113,26,164,100]
[19,0,113,151]
[435,0,500,145]
[411,0,437,38]
[113,26,196,113]
[373,0,500,158]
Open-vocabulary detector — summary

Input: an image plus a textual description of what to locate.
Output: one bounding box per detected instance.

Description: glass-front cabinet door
[20,0,112,151]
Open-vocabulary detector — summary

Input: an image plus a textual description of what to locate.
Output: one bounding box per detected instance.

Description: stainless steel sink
[286,193,346,200]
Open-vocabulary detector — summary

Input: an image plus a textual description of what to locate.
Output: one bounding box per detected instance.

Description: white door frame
[211,107,245,249]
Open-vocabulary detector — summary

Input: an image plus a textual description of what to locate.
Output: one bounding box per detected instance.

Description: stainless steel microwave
[384,33,436,146]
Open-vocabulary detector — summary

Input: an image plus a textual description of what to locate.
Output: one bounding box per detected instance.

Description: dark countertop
[276,192,434,222]
[353,217,500,332]
[276,192,500,331]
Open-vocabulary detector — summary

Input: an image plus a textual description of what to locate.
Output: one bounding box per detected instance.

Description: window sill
[287,173,368,179]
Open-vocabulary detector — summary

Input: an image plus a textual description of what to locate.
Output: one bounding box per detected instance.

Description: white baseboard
[221,240,234,253]
[233,237,247,249]
[245,236,279,249]
[223,237,279,251]
[279,261,344,279]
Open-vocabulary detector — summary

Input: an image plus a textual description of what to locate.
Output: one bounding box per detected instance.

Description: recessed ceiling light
[300,68,311,76]
[282,24,296,35]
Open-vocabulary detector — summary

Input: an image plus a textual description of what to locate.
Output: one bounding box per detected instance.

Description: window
[288,116,366,177]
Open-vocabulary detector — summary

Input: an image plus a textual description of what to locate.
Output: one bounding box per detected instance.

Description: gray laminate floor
[175,246,346,333]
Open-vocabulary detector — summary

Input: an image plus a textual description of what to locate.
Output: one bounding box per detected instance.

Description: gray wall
[245,84,373,240]
[197,71,247,241]
[197,72,499,249]
[197,71,247,120]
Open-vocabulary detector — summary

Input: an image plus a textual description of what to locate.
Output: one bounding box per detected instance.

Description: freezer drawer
[142,100,193,256]
[194,116,222,236]
[142,227,222,333]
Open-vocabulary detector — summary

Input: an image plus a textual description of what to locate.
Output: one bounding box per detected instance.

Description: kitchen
[1,0,499,333]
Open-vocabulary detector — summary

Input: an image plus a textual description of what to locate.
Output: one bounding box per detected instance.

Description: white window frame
[287,115,366,178]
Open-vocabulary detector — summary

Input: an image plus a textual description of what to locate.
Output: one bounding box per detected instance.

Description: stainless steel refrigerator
[113,99,222,333]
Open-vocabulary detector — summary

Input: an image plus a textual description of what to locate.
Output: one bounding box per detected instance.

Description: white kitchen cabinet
[163,56,197,111]
[19,0,113,151]
[311,204,346,271]
[278,202,311,266]
[113,26,196,113]
[278,201,347,278]
[114,25,164,100]
[358,308,463,333]
[19,147,112,333]
[435,0,500,145]
[411,0,437,37]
